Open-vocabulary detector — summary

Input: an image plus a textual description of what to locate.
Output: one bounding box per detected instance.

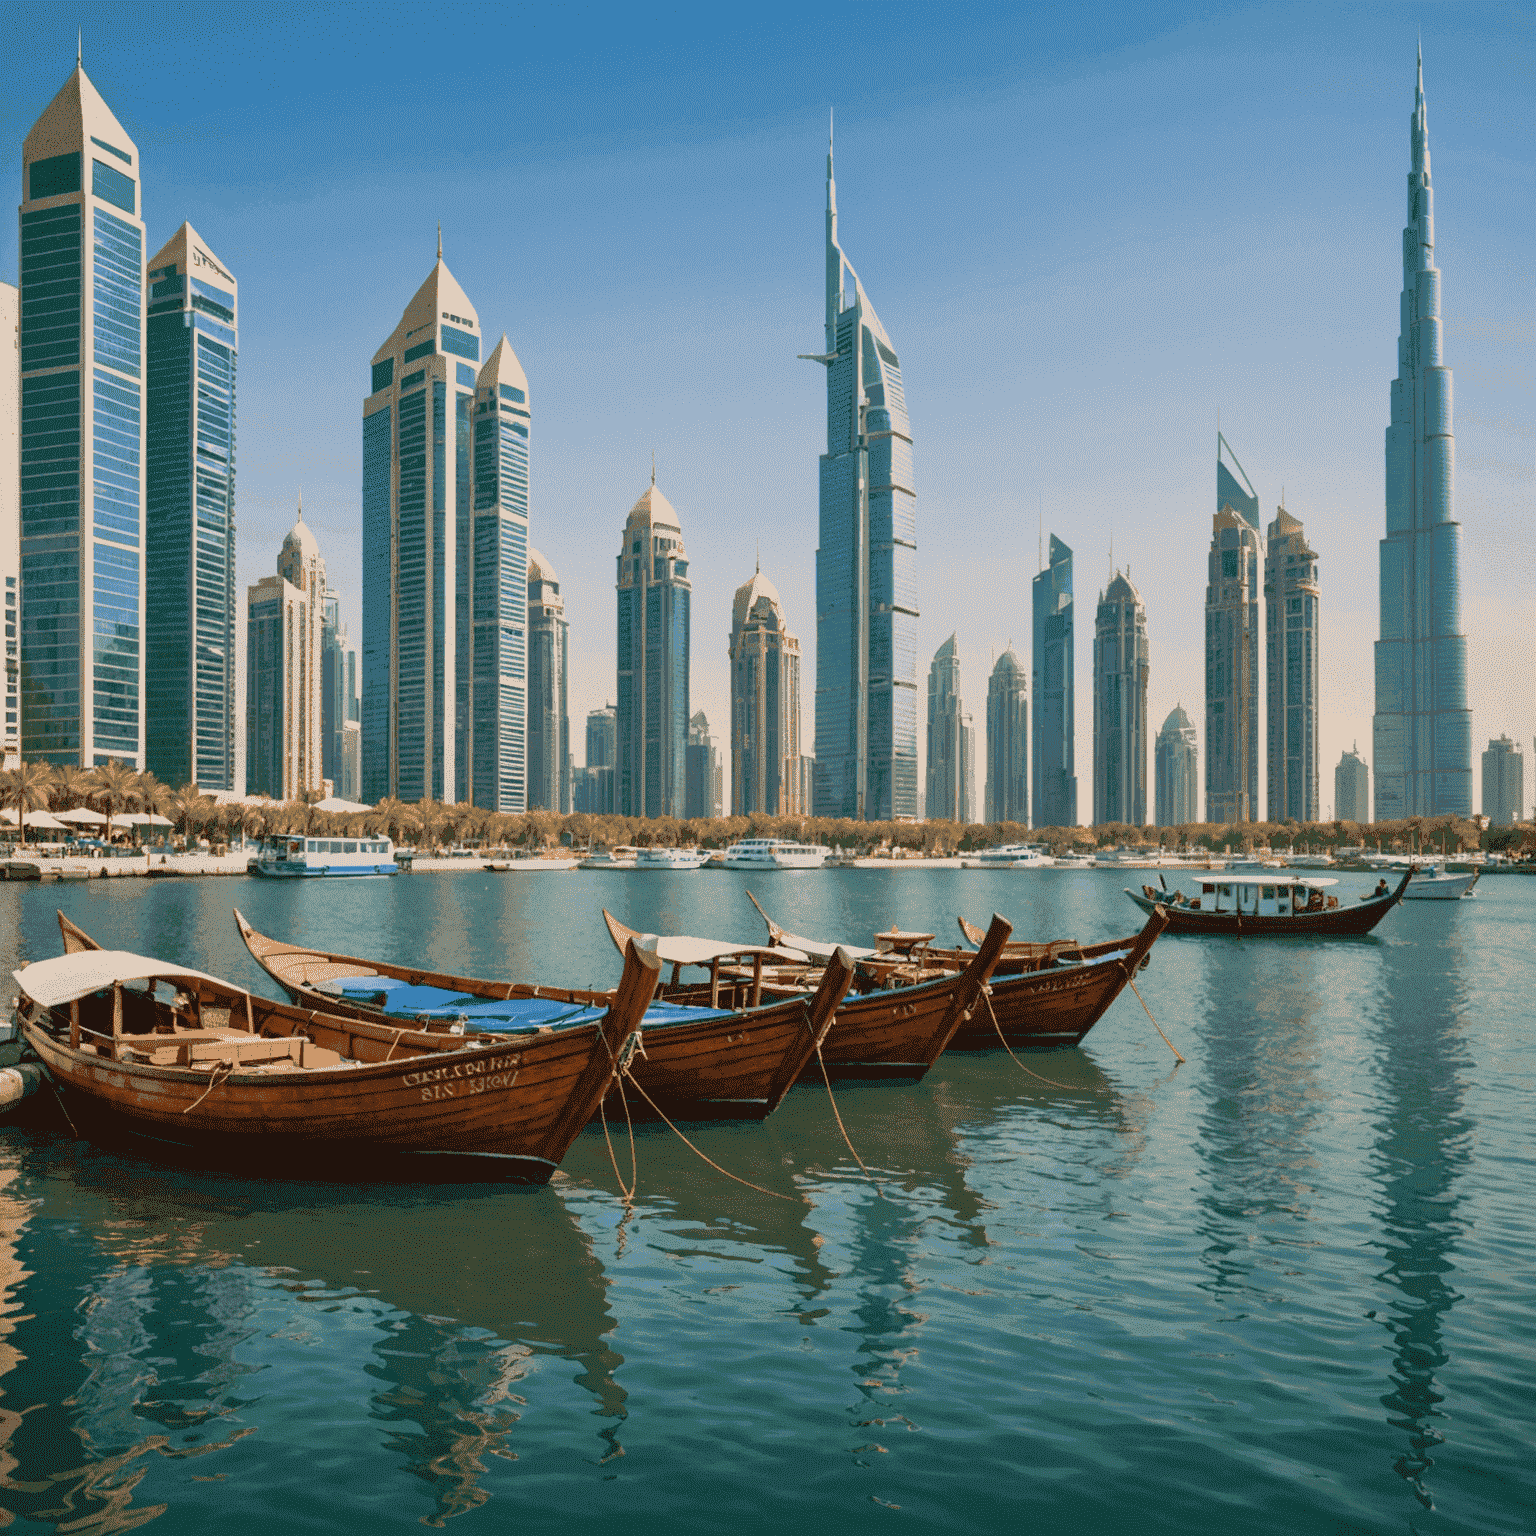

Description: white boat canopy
[1186,874,1340,887]
[14,950,229,1009]
[766,930,882,963]
[619,932,812,967]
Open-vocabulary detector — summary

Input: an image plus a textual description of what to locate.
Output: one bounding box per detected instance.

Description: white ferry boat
[960,844,1052,869]
[249,834,398,878]
[721,838,831,871]
[634,847,706,871]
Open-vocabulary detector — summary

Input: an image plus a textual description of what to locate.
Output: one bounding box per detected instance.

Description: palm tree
[50,763,94,812]
[2,761,57,846]
[88,758,139,845]
[173,783,214,848]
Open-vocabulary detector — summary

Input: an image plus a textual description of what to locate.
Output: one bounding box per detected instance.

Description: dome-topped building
[986,646,1029,824]
[1155,702,1199,827]
[729,560,804,816]
[1094,568,1149,827]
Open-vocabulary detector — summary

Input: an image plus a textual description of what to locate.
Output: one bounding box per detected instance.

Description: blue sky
[5,1,1532,816]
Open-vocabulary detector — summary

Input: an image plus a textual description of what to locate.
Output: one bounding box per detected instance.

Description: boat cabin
[1145,874,1341,916]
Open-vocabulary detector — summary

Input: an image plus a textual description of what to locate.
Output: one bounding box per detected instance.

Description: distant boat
[482,855,579,872]
[633,847,706,871]
[1401,866,1480,900]
[720,838,830,870]
[577,846,639,870]
[959,844,1052,869]
[1125,868,1412,935]
[1049,853,1096,870]
[249,834,398,878]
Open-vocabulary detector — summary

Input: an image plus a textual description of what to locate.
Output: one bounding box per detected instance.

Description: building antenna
[77,28,82,67]
[756,539,760,574]
[651,449,656,486]
[437,223,442,262]
[1037,492,1043,573]
[297,486,302,520]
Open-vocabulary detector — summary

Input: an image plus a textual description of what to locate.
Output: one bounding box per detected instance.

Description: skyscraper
[574,704,616,816]
[615,478,690,818]
[1335,745,1370,824]
[363,245,481,805]
[19,61,146,767]
[1206,436,1262,822]
[321,588,355,794]
[729,567,803,816]
[1265,503,1320,822]
[246,507,325,800]
[144,222,237,791]
[811,129,918,821]
[1481,736,1522,826]
[1,280,17,770]
[526,547,570,813]
[1032,535,1076,827]
[984,647,1028,825]
[1373,50,1472,821]
[686,711,723,820]
[1155,706,1198,827]
[1093,571,1149,827]
[925,635,974,824]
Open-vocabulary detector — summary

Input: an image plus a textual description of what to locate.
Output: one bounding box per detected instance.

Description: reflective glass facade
[1155,708,1199,828]
[145,226,237,790]
[1373,56,1471,818]
[1092,574,1149,827]
[1264,508,1319,823]
[729,572,802,816]
[813,141,918,820]
[1032,536,1077,827]
[984,650,1028,825]
[19,68,145,767]
[1205,496,1262,824]
[525,551,569,813]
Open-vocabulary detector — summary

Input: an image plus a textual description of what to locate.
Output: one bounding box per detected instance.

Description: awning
[15,950,230,1009]
[55,807,109,825]
[625,933,811,967]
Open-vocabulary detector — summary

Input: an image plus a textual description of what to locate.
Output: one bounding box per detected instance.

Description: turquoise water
[0,869,1531,1533]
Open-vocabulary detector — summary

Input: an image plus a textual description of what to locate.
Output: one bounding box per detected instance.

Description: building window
[92,158,136,215]
[441,325,479,362]
[29,151,81,200]
[456,362,476,388]
[371,357,395,394]
[499,384,525,404]
[403,338,435,365]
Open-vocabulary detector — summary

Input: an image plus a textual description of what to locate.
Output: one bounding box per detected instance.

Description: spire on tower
[77,28,81,66]
[651,449,656,486]
[437,223,442,262]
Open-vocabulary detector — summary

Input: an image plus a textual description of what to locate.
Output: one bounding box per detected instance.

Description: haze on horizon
[4,1,1530,821]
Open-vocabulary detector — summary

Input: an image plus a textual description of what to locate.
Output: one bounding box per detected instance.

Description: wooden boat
[603,910,1016,1081]
[18,932,661,1182]
[1123,867,1412,935]
[222,910,856,1121]
[747,897,1170,1051]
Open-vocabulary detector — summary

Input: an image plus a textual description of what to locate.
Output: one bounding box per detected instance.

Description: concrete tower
[1093,570,1149,827]
[1335,744,1370,824]
[18,60,146,767]
[1265,503,1320,822]
[729,566,803,816]
[616,477,691,818]
[984,647,1028,825]
[810,125,919,820]
[1032,535,1076,827]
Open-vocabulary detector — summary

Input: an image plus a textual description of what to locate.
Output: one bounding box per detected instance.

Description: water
[0,868,1531,1533]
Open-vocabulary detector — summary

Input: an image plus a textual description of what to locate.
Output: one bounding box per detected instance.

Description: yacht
[1050,853,1097,870]
[1401,865,1480,900]
[249,834,398,878]
[634,847,706,871]
[960,844,1052,869]
[577,845,639,870]
[721,838,831,871]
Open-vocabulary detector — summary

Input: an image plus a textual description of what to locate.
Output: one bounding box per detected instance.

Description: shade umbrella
[145,813,174,827]
[110,813,150,829]
[22,810,69,831]
[56,807,109,825]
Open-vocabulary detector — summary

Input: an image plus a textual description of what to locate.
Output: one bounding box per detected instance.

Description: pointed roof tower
[373,241,480,366]
[477,332,529,400]
[147,220,236,293]
[24,59,139,172]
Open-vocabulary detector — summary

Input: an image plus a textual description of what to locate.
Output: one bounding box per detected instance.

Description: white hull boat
[1402,867,1479,900]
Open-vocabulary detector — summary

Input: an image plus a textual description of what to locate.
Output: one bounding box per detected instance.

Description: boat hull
[1402,872,1479,900]
[1124,887,1402,935]
[250,862,398,878]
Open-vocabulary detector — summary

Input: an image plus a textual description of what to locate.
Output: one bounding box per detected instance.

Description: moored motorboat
[633,847,707,871]
[720,838,831,871]
[578,845,640,870]
[250,833,399,878]
[1124,868,1412,934]
[958,844,1052,869]
[1400,865,1480,900]
[18,933,661,1180]
[221,911,855,1121]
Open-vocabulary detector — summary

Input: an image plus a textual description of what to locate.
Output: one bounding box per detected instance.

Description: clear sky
[5,1,1532,818]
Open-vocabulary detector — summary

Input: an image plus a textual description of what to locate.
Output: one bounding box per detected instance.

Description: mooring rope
[981,989,1077,1089]
[182,1056,234,1114]
[1127,976,1185,1064]
[620,1066,796,1202]
[597,1084,636,1204]
[813,1041,883,1195]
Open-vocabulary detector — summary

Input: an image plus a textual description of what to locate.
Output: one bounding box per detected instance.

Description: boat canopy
[1196,874,1339,887]
[766,931,882,963]
[623,933,812,967]
[14,950,228,1008]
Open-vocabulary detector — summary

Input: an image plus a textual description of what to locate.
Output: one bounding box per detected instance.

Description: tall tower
[1,280,18,769]
[526,547,569,813]
[144,222,237,790]
[1206,435,1262,822]
[1335,744,1370,824]
[1032,535,1076,827]
[1155,706,1199,827]
[615,478,691,818]
[984,647,1028,825]
[362,244,482,805]
[925,635,973,823]
[1373,49,1472,819]
[729,567,803,816]
[466,334,532,811]
[1093,571,1149,827]
[1264,503,1320,821]
[18,61,146,767]
[811,126,919,820]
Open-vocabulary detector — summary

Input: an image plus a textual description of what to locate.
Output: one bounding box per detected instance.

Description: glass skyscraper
[1092,571,1149,827]
[1155,707,1198,827]
[812,133,918,821]
[1373,51,1471,819]
[525,547,569,813]
[729,567,803,816]
[925,634,974,824]
[19,63,146,767]
[615,479,690,819]
[2,281,17,767]
[1264,504,1320,822]
[984,647,1027,825]
[1032,535,1076,827]
[145,222,236,790]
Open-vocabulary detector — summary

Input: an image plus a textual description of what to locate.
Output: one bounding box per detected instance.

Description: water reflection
[1369,927,1473,1512]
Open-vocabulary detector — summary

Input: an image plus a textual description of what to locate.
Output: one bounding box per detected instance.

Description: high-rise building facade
[526,547,569,813]
[246,509,325,800]
[1093,572,1149,827]
[1032,535,1076,827]
[1206,437,1262,822]
[1374,52,1472,821]
[812,134,918,821]
[1155,706,1198,827]
[729,567,803,816]
[144,222,237,791]
[1335,745,1370,824]
[925,635,974,824]
[19,63,146,768]
[574,704,616,816]
[2,280,17,769]
[686,711,723,820]
[321,588,358,795]
[1481,736,1522,826]
[1264,504,1320,822]
[615,480,690,818]
[984,647,1028,825]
